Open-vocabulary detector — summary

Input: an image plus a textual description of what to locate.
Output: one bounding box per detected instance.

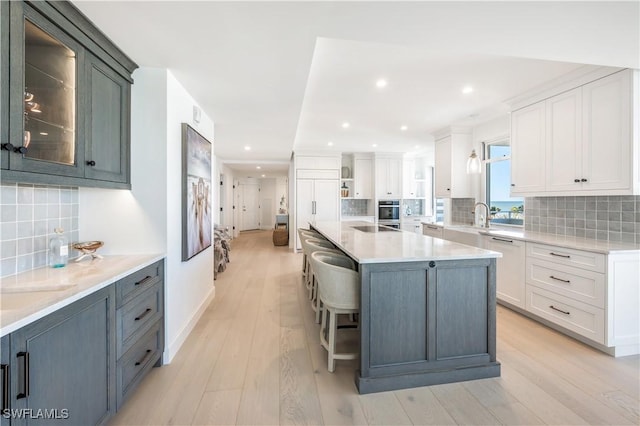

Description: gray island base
[309,221,501,394]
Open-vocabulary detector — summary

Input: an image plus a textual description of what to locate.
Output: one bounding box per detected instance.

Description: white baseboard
[162,285,216,364]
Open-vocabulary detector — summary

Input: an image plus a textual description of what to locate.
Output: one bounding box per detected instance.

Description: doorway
[240,182,260,231]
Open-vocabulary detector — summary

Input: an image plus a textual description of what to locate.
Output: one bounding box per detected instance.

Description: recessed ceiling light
[462,86,474,94]
[342,122,350,129]
[256,166,261,169]
[376,79,387,88]
[400,125,408,131]
[372,144,378,148]
[244,146,251,151]
[327,141,333,146]
[261,174,266,178]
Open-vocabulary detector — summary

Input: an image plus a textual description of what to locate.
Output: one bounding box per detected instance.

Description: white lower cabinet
[422,223,443,238]
[484,236,526,309]
[524,242,638,356]
[526,285,605,344]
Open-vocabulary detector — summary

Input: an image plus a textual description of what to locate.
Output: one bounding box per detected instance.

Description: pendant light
[466,149,481,174]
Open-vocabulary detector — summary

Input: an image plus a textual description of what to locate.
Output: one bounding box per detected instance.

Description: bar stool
[297,228,324,279]
[310,251,359,373]
[300,237,336,300]
[304,239,347,323]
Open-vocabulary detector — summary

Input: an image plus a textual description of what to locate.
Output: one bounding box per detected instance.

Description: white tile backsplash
[0,183,80,277]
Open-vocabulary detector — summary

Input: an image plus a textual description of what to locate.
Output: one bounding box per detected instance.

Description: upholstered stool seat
[310,251,359,373]
[297,228,325,278]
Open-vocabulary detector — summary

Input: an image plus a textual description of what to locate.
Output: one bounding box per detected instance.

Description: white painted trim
[162,285,215,364]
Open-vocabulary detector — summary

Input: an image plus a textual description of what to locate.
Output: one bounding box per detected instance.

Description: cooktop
[351,225,400,233]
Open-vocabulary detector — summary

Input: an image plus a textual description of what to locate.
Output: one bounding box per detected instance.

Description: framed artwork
[182,123,212,261]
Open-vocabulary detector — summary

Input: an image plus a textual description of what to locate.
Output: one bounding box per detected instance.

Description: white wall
[165,71,215,361]
[79,68,168,255]
[79,68,215,364]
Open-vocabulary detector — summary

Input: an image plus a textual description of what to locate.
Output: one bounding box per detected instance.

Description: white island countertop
[310,221,500,264]
[0,254,164,337]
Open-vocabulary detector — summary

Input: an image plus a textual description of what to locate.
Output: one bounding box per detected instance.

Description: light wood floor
[110,230,640,426]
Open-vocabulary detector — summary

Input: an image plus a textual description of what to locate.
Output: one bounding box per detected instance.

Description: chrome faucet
[474,202,491,228]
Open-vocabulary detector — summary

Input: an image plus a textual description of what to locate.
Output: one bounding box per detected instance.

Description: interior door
[240,183,260,231]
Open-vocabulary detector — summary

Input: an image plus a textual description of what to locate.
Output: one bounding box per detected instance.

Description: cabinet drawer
[117,282,163,357]
[527,242,605,273]
[117,320,163,409]
[526,285,604,344]
[526,258,605,308]
[422,224,443,238]
[116,260,163,307]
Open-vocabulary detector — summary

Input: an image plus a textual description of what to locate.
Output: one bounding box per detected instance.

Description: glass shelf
[22,19,76,166]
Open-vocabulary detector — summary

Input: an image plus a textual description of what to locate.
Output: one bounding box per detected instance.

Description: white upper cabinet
[581,70,632,191]
[511,102,547,194]
[354,157,373,199]
[403,158,417,198]
[375,156,402,198]
[511,69,637,196]
[546,88,582,192]
[434,129,472,198]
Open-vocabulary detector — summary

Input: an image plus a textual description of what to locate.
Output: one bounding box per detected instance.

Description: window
[485,140,523,226]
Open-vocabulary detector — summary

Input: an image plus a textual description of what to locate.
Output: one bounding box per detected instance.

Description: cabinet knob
[446,188,450,191]
[86,160,96,167]
[1,142,14,151]
[510,184,515,187]
[581,178,587,182]
[574,179,580,183]
[14,146,27,155]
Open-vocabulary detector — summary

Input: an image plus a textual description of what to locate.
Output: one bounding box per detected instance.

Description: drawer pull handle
[549,305,570,315]
[492,237,513,243]
[426,225,439,230]
[135,308,152,321]
[550,252,570,259]
[549,275,571,283]
[135,276,153,286]
[1,364,8,411]
[135,349,152,366]
[16,352,29,399]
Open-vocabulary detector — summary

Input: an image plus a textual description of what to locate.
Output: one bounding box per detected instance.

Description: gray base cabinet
[1,335,9,426]
[114,260,164,410]
[2,259,164,425]
[357,258,500,394]
[9,286,116,426]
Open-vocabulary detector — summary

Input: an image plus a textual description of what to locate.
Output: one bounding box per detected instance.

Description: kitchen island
[310,221,502,394]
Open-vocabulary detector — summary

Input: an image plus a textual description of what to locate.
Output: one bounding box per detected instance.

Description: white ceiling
[72,1,639,178]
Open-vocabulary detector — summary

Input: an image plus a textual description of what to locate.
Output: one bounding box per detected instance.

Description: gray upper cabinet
[0,1,9,172]
[85,53,130,184]
[1,1,137,189]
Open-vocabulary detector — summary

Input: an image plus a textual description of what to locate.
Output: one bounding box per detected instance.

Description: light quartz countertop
[0,254,165,337]
[310,221,500,264]
[421,222,640,254]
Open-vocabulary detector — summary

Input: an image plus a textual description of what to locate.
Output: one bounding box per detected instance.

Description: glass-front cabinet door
[8,3,85,177]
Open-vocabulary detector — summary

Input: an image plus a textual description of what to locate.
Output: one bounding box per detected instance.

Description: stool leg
[327,309,337,373]
[320,299,329,347]
[315,298,322,324]
[302,253,307,278]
